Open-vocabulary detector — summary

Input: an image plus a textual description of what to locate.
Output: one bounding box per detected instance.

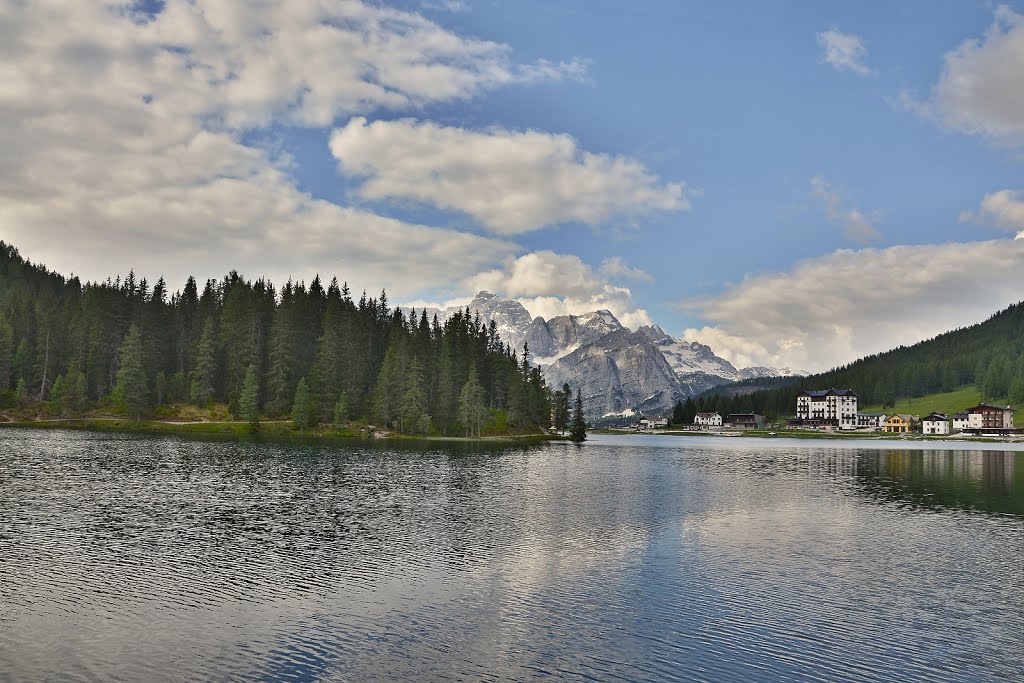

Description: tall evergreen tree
[114,323,149,420]
[292,377,315,430]
[239,364,260,429]
[0,313,13,391]
[458,363,486,438]
[190,319,217,406]
[570,389,587,442]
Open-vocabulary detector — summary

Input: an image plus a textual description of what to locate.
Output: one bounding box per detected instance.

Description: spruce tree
[332,392,349,427]
[292,377,315,430]
[239,364,260,429]
[67,371,88,416]
[49,374,66,416]
[114,324,149,421]
[458,363,486,438]
[570,388,587,442]
[190,319,217,406]
[0,313,13,390]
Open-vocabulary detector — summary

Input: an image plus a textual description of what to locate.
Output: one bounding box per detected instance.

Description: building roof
[886,414,915,422]
[858,412,886,417]
[695,412,720,418]
[923,412,948,422]
[968,403,1013,412]
[799,388,858,398]
[953,411,969,419]
[726,413,763,419]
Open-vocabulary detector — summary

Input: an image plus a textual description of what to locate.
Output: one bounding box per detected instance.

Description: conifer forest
[0,242,569,436]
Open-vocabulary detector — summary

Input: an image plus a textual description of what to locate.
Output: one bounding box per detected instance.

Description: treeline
[0,241,575,436]
[686,300,1024,419]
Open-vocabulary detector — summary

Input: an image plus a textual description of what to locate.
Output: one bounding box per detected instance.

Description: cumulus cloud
[817,27,872,76]
[329,118,687,234]
[599,257,655,284]
[918,6,1024,143]
[682,239,1024,372]
[810,176,883,244]
[960,190,1024,239]
[0,0,575,292]
[467,252,653,328]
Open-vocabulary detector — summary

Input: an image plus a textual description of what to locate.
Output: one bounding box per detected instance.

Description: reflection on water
[0,430,1022,682]
[857,449,1022,516]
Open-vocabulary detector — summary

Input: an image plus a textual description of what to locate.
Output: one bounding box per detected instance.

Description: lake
[1,430,1022,681]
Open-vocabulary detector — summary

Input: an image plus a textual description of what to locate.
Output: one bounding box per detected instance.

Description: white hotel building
[795,389,859,430]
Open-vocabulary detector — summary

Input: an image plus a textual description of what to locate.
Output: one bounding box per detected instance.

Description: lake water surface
[1,430,1022,681]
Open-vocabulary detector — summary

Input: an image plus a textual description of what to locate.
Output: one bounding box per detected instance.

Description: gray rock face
[545,328,688,418]
[524,310,623,362]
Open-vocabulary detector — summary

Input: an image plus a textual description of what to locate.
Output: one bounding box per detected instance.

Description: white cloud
[810,176,883,244]
[599,257,655,284]
[0,0,578,293]
[817,27,872,76]
[329,118,687,234]
[960,190,1024,239]
[682,239,1024,372]
[467,252,653,329]
[924,6,1024,143]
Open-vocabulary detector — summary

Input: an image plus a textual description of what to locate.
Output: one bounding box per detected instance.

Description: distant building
[725,413,765,429]
[694,412,723,427]
[921,412,950,436]
[883,414,916,434]
[965,404,1014,430]
[794,389,859,430]
[952,411,970,432]
[856,413,887,430]
[638,416,669,430]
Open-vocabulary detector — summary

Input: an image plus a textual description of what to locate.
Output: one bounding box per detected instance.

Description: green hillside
[860,386,983,418]
[679,300,1024,420]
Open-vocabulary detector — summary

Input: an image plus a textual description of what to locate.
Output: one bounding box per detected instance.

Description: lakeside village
[630,388,1021,437]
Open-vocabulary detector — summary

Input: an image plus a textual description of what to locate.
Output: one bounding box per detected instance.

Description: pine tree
[555,382,570,434]
[114,323,149,420]
[67,370,88,416]
[49,374,66,416]
[570,389,587,442]
[401,357,428,434]
[458,363,486,438]
[15,378,27,407]
[332,392,349,426]
[12,339,31,388]
[154,371,167,408]
[239,364,260,429]
[292,377,315,430]
[0,313,13,390]
[190,319,217,406]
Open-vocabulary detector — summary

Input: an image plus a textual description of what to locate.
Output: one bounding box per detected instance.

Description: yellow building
[882,414,915,433]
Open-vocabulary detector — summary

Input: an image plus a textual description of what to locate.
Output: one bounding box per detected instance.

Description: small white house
[694,412,723,427]
[638,416,669,430]
[952,411,969,432]
[922,412,950,436]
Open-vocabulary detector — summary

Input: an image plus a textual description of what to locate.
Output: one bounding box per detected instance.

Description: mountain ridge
[423,291,802,418]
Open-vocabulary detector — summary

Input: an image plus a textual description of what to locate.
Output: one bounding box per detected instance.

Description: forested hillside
[0,242,561,435]
[676,300,1024,421]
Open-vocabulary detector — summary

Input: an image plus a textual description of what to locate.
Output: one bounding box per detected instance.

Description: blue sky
[3,0,1024,370]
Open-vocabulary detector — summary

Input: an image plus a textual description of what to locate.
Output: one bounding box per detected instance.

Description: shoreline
[0,418,566,444]
[594,427,1024,445]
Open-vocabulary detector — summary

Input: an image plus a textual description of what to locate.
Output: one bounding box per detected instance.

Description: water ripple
[0,429,1021,681]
